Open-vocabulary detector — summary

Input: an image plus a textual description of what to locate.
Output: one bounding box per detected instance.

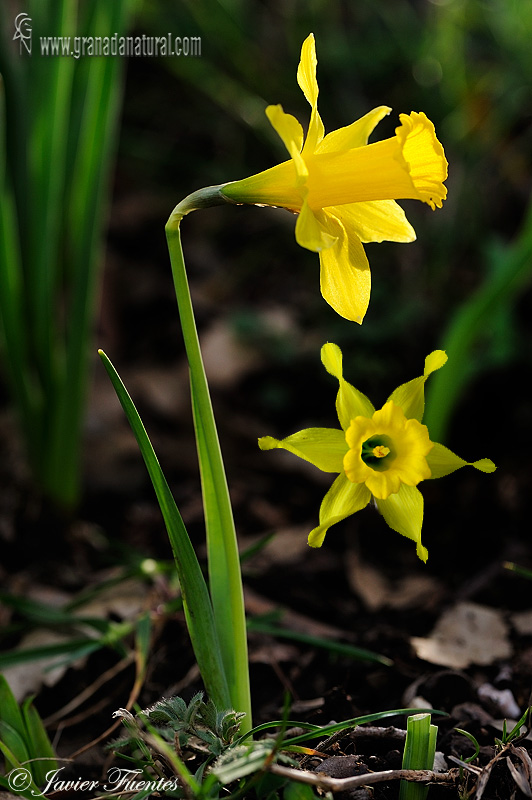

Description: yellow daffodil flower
[221,34,448,324]
[259,344,495,562]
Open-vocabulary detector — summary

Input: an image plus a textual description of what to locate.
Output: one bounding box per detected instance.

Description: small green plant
[144,693,245,756]
[112,693,245,762]
[493,706,531,750]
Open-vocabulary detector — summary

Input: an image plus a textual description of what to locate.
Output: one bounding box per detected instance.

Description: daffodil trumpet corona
[167,33,448,324]
[259,345,495,562]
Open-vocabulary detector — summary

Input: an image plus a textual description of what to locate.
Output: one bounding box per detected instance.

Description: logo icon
[13,12,32,55]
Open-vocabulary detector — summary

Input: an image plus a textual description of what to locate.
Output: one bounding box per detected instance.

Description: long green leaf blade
[98,349,230,710]
[21,700,57,785]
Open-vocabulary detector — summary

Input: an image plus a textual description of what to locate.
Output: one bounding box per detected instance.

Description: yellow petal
[265,104,307,184]
[304,111,447,210]
[388,350,447,422]
[330,200,416,244]
[426,442,496,479]
[321,342,375,429]
[297,34,319,109]
[375,484,428,562]
[308,474,371,548]
[318,211,371,324]
[297,33,324,153]
[295,200,337,251]
[258,428,347,473]
[316,106,391,153]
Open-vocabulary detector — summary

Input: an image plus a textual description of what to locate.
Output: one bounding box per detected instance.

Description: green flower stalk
[165,190,251,732]
[259,344,496,561]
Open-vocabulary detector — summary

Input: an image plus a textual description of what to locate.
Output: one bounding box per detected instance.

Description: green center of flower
[361,435,395,471]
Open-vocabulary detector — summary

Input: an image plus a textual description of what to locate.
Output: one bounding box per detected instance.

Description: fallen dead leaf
[411,601,512,669]
[2,629,88,701]
[511,609,532,636]
[346,551,444,611]
[2,577,149,701]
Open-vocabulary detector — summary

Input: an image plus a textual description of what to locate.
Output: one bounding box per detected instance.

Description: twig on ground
[269,762,459,792]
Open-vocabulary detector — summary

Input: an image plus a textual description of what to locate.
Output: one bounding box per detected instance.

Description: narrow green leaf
[98,349,230,710]
[0,738,42,799]
[0,675,26,738]
[240,708,446,747]
[504,562,532,581]
[454,728,480,763]
[0,639,102,670]
[46,0,136,507]
[0,720,30,771]
[212,741,276,784]
[505,706,530,743]
[248,619,392,666]
[21,700,57,785]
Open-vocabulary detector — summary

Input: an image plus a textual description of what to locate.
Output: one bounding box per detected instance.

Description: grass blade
[239,708,445,747]
[248,619,392,666]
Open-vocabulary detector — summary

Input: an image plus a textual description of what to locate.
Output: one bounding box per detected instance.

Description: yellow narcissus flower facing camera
[259,345,495,562]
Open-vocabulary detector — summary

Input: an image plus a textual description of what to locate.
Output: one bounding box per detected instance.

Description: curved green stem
[166,198,251,733]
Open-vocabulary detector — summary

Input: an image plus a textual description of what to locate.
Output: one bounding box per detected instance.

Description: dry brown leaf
[2,629,88,701]
[511,609,532,636]
[346,551,443,611]
[3,578,149,701]
[411,601,512,669]
[76,576,148,621]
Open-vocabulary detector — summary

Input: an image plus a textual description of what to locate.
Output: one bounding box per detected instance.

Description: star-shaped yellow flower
[259,345,495,562]
[221,34,448,324]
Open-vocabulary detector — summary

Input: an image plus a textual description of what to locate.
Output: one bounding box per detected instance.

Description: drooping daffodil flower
[221,34,448,324]
[259,344,495,562]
